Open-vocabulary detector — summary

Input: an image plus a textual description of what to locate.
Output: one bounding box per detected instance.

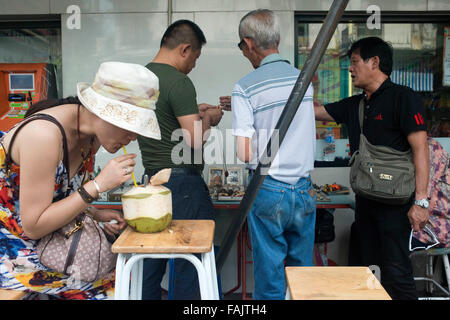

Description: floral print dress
[413,138,450,247]
[0,134,115,300]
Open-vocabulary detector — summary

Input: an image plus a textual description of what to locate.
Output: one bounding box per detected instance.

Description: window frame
[294,11,450,68]
[295,11,450,166]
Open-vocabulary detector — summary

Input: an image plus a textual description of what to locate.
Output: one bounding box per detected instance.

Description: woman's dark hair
[347,37,393,76]
[160,19,206,51]
[25,96,81,118]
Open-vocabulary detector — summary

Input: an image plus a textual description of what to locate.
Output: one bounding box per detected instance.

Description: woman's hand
[94,209,127,236]
[94,154,136,193]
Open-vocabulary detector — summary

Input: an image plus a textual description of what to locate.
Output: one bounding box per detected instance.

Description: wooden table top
[285,267,391,300]
[112,220,215,254]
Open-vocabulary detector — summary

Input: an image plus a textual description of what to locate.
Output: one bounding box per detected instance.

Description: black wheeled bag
[314,209,335,243]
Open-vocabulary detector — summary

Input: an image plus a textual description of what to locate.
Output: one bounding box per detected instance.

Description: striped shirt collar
[260,53,290,67]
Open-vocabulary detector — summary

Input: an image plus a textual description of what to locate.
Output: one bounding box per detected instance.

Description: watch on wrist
[414,198,429,209]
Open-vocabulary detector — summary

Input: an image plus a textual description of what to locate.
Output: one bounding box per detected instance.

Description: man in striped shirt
[230,9,316,300]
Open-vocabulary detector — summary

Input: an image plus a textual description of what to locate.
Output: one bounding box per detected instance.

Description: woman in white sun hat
[0,61,160,300]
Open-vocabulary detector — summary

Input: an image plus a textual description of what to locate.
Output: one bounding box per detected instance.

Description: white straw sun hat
[77,61,161,139]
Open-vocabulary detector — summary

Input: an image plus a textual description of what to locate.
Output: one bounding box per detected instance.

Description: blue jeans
[247,175,316,300]
[141,169,215,300]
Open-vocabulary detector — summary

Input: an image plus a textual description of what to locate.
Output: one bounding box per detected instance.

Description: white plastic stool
[112,220,218,300]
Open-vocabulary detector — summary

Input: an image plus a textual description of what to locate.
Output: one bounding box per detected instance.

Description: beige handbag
[36,213,117,282]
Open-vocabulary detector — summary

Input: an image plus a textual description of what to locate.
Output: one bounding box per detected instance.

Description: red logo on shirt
[414,113,424,125]
[374,113,383,121]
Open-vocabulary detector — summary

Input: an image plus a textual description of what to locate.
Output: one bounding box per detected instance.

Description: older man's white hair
[239,9,280,50]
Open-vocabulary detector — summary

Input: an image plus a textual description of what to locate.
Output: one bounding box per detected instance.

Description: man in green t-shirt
[139,20,224,300]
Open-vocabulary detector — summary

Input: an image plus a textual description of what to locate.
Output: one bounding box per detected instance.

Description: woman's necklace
[77,104,94,178]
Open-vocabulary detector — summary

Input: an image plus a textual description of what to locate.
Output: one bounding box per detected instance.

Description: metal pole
[167,0,173,26]
[216,0,350,272]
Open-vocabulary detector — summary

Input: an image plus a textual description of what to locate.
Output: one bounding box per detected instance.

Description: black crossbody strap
[63,216,84,274]
[358,98,364,131]
[4,114,70,196]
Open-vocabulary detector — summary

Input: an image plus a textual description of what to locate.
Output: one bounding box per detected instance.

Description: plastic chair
[409,228,450,300]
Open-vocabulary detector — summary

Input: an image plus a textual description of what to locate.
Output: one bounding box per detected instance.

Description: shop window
[0,18,62,95]
[296,14,450,164]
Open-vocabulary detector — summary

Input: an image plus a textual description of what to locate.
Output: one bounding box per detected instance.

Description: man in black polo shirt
[315,37,430,300]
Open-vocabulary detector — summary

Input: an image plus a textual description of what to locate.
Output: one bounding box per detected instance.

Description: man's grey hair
[239,9,280,50]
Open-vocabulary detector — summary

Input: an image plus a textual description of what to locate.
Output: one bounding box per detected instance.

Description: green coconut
[122,183,172,233]
[126,213,172,233]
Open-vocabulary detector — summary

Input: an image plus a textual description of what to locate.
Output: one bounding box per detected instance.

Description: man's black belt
[144,167,202,177]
